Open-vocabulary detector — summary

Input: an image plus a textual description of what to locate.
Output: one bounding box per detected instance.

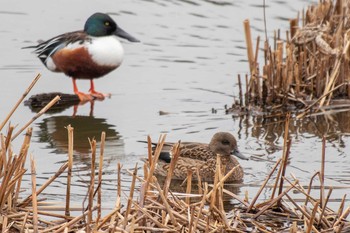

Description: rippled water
[1,0,349,214]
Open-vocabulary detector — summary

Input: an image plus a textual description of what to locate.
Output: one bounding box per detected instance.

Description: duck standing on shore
[24,12,140,101]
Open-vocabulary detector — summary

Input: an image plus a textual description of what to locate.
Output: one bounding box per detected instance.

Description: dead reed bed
[0,78,349,232]
[235,0,350,117]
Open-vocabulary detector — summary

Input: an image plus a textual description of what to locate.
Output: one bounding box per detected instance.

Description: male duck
[152,132,249,182]
[24,12,139,101]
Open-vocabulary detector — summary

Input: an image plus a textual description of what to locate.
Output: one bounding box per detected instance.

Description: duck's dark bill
[231,149,249,160]
[115,27,140,42]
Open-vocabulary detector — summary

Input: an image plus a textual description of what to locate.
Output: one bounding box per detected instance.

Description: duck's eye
[222,140,230,145]
[104,21,110,26]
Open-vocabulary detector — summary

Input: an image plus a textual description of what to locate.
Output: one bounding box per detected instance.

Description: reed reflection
[231,110,350,155]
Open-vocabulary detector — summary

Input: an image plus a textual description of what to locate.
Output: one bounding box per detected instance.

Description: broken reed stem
[65,125,74,217]
[244,19,255,74]
[210,156,221,211]
[253,180,298,218]
[0,73,41,132]
[306,201,319,233]
[185,170,192,205]
[14,127,32,205]
[320,136,326,209]
[271,113,290,200]
[4,125,14,152]
[123,163,138,229]
[11,95,60,141]
[139,134,166,208]
[52,206,99,233]
[18,162,69,207]
[205,164,240,199]
[238,74,243,106]
[247,158,282,212]
[163,141,181,197]
[30,154,38,233]
[154,180,179,229]
[97,131,106,224]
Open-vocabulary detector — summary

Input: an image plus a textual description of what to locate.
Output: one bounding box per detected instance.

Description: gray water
[1,0,349,216]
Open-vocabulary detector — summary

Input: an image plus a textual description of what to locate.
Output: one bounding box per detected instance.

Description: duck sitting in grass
[150,132,249,182]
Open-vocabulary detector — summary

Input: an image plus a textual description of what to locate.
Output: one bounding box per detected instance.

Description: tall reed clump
[237,0,350,117]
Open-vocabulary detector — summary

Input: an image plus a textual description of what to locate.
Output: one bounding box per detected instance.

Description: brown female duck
[153,132,249,182]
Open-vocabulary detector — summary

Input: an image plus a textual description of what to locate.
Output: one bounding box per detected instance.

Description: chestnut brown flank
[52,47,118,79]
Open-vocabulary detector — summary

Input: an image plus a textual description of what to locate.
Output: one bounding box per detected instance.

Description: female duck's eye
[222,140,230,145]
[104,21,110,26]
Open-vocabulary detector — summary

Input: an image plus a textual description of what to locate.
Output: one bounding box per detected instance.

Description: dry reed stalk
[65,125,74,217]
[318,187,333,228]
[30,155,38,233]
[247,158,282,212]
[271,113,290,200]
[192,187,208,232]
[237,74,243,106]
[18,162,68,208]
[320,136,326,209]
[14,127,32,205]
[253,180,298,218]
[0,154,19,209]
[11,95,61,141]
[139,134,166,209]
[20,212,29,233]
[147,135,153,168]
[306,201,319,233]
[0,73,41,132]
[244,19,255,74]
[205,164,240,200]
[87,139,97,231]
[0,134,7,176]
[133,201,170,230]
[303,171,320,209]
[285,193,312,220]
[333,207,350,229]
[51,206,98,233]
[123,163,138,229]
[4,125,14,152]
[154,180,179,229]
[96,131,106,224]
[162,141,180,197]
[209,156,221,212]
[185,170,192,205]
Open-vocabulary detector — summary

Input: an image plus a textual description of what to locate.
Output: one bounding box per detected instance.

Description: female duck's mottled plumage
[24,12,139,101]
[153,132,249,182]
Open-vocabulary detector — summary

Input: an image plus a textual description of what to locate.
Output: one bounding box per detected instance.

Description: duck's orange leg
[89,79,111,99]
[72,79,93,102]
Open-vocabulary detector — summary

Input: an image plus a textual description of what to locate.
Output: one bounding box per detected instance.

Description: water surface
[1,0,349,214]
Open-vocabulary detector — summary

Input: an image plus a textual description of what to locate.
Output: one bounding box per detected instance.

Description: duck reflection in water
[36,115,124,166]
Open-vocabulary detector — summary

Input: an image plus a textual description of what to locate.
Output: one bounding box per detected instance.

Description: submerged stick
[0,73,41,132]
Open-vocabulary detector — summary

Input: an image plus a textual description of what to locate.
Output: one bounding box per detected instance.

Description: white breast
[87,36,124,67]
